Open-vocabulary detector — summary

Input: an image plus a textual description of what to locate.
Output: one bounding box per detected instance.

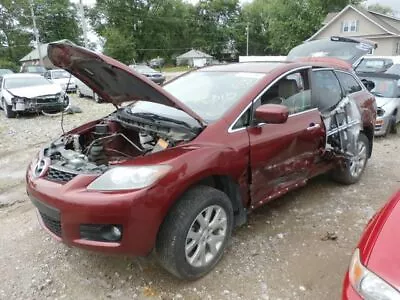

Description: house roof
[308,5,400,41]
[323,12,339,24]
[20,43,49,62]
[176,49,213,59]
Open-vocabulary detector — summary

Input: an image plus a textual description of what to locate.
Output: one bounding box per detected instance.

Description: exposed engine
[42,112,181,174]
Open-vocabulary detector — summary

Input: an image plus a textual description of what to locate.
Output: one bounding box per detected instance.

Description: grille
[40,211,62,237]
[46,167,77,183]
[36,97,59,104]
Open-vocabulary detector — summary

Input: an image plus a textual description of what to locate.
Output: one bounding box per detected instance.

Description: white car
[0,74,68,118]
[44,69,76,92]
[76,79,102,103]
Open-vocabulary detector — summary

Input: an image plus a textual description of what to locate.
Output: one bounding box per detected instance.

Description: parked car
[358,73,400,136]
[354,56,400,75]
[44,69,76,92]
[342,190,400,300]
[0,69,14,76]
[27,38,376,280]
[149,57,165,68]
[0,74,68,118]
[129,64,166,85]
[20,65,47,76]
[76,79,102,103]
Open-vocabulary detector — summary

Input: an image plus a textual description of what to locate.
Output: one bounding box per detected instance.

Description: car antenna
[61,73,72,135]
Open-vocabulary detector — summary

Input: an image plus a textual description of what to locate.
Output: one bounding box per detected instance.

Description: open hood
[287,36,377,65]
[47,40,206,127]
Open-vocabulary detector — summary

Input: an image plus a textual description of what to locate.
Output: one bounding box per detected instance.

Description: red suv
[27,38,376,279]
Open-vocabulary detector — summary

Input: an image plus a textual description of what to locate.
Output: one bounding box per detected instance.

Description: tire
[156,185,233,280]
[389,115,397,134]
[77,88,83,98]
[331,133,369,185]
[2,98,16,118]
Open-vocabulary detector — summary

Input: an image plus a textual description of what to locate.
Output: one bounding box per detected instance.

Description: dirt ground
[0,95,399,300]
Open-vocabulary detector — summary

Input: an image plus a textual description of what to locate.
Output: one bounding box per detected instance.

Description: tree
[30,0,82,44]
[0,0,32,67]
[368,4,394,16]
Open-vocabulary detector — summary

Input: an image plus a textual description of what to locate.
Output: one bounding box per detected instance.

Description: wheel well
[361,126,373,158]
[196,175,247,227]
[393,108,398,116]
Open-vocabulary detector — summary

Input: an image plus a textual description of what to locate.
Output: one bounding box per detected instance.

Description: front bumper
[149,77,166,85]
[374,115,391,136]
[26,166,167,256]
[342,272,362,300]
[12,100,66,113]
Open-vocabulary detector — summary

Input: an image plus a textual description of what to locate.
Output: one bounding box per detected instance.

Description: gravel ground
[0,94,399,300]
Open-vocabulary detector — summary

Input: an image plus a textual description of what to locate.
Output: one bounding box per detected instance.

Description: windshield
[52,70,70,79]
[26,66,47,73]
[355,58,393,73]
[163,71,264,122]
[131,65,156,73]
[361,76,398,98]
[287,39,373,64]
[0,69,13,75]
[5,77,51,89]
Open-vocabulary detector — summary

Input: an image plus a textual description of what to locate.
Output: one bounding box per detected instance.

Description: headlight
[377,107,385,117]
[87,165,171,191]
[349,248,400,300]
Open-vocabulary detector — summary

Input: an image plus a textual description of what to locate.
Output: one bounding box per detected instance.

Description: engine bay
[41,110,189,176]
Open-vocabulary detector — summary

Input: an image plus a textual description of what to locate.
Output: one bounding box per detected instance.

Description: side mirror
[254,104,289,124]
[361,79,375,91]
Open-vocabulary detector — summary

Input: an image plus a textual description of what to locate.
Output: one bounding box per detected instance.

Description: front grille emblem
[34,158,50,178]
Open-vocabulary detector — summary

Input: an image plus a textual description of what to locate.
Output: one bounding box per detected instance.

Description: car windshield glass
[163,71,264,122]
[0,69,13,75]
[52,70,70,79]
[287,39,371,63]
[362,77,398,98]
[385,64,400,75]
[355,59,393,73]
[5,77,51,89]
[132,65,156,73]
[27,66,46,73]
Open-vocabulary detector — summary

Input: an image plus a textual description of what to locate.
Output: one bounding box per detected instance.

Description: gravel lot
[0,94,399,300]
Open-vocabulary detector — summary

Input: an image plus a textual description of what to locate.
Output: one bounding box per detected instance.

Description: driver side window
[259,70,313,115]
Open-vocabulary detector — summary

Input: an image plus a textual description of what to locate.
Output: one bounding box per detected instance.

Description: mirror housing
[254,104,289,124]
[361,79,375,92]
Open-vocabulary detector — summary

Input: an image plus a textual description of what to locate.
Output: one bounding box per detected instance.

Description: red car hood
[47,40,206,126]
[364,190,400,290]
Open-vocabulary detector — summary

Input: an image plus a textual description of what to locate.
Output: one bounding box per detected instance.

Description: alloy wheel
[185,205,228,268]
[349,139,367,178]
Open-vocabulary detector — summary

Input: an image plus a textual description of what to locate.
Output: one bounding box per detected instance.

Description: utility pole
[79,0,89,48]
[246,23,249,56]
[30,0,44,66]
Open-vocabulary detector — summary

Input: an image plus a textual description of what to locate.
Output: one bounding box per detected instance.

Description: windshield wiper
[371,91,384,97]
[133,112,194,129]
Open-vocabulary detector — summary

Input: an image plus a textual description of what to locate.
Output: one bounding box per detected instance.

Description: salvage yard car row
[1,36,398,299]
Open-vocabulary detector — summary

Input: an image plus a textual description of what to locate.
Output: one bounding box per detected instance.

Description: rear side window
[335,71,362,95]
[311,70,342,112]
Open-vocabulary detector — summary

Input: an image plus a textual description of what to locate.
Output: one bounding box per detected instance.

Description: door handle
[306,123,321,131]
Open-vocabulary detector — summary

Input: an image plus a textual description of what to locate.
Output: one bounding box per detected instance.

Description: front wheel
[331,133,369,185]
[156,186,233,280]
[2,98,16,118]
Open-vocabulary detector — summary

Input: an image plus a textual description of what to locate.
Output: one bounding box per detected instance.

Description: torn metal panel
[321,97,362,158]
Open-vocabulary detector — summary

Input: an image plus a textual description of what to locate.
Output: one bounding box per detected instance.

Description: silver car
[76,79,102,103]
[359,73,400,136]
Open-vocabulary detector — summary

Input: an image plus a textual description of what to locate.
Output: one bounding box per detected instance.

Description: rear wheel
[77,88,83,98]
[331,133,369,185]
[2,98,16,118]
[156,186,233,280]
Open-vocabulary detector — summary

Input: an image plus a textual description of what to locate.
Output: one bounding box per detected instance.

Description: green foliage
[0,58,19,72]
[31,0,82,43]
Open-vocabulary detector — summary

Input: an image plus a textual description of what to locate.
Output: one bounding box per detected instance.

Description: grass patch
[162,66,194,73]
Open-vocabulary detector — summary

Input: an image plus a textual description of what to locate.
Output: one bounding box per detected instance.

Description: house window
[343,20,358,32]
